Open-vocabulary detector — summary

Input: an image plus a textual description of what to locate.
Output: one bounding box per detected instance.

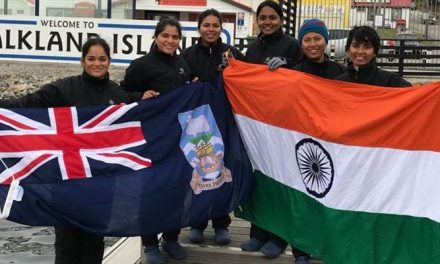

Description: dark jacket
[335,62,412,87]
[293,55,346,79]
[121,44,191,94]
[245,29,302,67]
[181,37,245,82]
[0,72,136,108]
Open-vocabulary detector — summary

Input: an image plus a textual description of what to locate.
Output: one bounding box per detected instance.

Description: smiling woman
[81,37,111,79]
[0,36,140,264]
[120,17,192,264]
[181,8,244,83]
[244,0,302,71]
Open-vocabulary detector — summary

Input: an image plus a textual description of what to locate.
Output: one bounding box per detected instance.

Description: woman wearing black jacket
[181,9,244,84]
[293,19,346,80]
[245,0,302,71]
[335,26,412,87]
[120,19,191,99]
[120,17,191,264]
[180,8,244,247]
[241,0,302,260]
[0,37,139,264]
[291,18,347,264]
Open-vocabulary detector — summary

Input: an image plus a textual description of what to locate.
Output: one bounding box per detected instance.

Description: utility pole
[97,0,102,17]
[425,0,429,39]
[3,0,7,15]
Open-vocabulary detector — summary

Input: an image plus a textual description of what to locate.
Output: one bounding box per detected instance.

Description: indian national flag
[223,59,440,264]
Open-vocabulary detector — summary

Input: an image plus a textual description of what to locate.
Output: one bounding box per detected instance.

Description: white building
[5,0,254,38]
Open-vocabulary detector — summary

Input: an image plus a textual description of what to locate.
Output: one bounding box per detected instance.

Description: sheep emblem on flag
[178,105,232,194]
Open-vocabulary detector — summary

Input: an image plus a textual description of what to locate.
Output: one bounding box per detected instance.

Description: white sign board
[374,15,384,28]
[0,15,235,65]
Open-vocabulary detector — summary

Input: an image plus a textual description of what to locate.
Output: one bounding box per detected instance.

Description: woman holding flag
[181,8,244,84]
[120,17,192,264]
[0,36,140,264]
[180,8,244,246]
[241,0,303,260]
[335,26,411,87]
[244,0,302,71]
[293,19,346,79]
[289,18,348,264]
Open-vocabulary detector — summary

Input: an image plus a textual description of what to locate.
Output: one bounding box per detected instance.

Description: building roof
[221,0,253,12]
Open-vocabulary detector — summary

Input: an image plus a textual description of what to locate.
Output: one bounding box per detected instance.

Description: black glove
[218,50,234,71]
[266,56,287,71]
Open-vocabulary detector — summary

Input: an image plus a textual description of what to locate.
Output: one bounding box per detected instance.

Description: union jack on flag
[0,103,152,185]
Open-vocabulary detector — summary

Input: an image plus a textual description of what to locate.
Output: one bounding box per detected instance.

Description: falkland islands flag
[224,59,440,264]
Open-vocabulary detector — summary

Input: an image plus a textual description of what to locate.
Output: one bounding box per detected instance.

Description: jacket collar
[258,28,284,44]
[303,54,330,68]
[151,43,176,62]
[347,61,376,75]
[81,71,110,87]
[196,37,224,54]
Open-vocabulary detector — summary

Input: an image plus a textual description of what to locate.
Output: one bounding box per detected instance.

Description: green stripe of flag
[236,170,440,264]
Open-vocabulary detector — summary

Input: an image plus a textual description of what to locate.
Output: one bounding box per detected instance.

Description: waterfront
[0,219,54,264]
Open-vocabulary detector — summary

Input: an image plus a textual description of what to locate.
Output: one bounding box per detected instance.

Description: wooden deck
[104,216,324,264]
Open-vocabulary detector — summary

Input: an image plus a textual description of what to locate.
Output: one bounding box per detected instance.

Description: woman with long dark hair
[120,17,192,264]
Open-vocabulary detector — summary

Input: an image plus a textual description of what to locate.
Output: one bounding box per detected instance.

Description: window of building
[145,11,180,20]
[0,0,33,16]
[392,8,403,21]
[40,0,110,18]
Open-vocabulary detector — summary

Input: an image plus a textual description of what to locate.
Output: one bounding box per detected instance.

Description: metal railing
[377,39,440,76]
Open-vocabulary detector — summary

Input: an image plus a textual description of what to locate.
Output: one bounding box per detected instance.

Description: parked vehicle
[422,13,437,25]
[326,29,349,61]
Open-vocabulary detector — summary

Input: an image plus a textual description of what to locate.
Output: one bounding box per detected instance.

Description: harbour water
[0,219,55,264]
[0,219,121,264]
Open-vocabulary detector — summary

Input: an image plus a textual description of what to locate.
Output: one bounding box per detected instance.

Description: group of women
[0,0,413,263]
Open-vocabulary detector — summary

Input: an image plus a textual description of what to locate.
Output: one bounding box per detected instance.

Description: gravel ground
[0,60,437,100]
[0,60,127,99]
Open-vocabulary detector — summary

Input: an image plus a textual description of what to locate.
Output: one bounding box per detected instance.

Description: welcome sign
[0,15,234,65]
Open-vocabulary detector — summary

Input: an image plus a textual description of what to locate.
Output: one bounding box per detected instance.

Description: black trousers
[250,224,288,249]
[54,226,104,264]
[191,214,231,230]
[141,229,180,247]
[250,224,309,258]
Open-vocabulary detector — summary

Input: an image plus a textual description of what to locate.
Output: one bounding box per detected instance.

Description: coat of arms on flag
[178,104,232,194]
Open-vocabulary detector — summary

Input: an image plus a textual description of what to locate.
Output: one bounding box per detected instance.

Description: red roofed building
[350,0,411,29]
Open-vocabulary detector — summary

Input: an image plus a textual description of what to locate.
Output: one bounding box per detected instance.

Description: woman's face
[301,32,327,63]
[348,40,375,67]
[199,15,222,46]
[81,45,110,79]
[155,25,180,55]
[257,6,282,36]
